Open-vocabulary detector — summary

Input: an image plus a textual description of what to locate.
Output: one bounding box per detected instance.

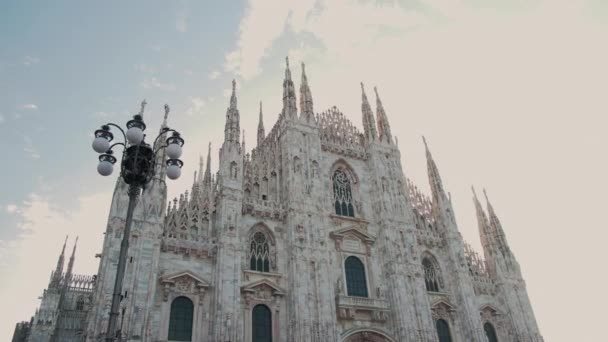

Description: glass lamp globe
[92,136,110,153]
[167,164,181,180]
[97,160,114,176]
[126,127,144,145]
[166,143,182,159]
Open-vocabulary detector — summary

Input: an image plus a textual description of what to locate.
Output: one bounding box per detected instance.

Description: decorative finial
[286,56,290,69]
[139,99,147,116]
[360,82,365,91]
[232,79,236,92]
[422,135,428,149]
[164,104,170,120]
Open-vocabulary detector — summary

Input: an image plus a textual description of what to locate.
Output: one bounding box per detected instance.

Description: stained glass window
[436,319,452,342]
[168,296,193,341]
[252,304,272,342]
[250,232,270,272]
[484,322,498,342]
[333,169,355,217]
[423,257,440,292]
[345,256,368,297]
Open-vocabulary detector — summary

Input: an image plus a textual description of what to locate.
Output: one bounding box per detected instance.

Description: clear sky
[1,0,606,341]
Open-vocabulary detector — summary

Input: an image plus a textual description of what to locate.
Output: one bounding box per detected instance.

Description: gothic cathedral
[13,59,543,342]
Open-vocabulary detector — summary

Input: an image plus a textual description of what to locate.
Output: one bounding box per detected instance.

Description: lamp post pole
[106,184,139,341]
[91,102,184,342]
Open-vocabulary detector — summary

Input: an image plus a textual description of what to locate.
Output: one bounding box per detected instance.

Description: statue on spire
[139,99,147,117]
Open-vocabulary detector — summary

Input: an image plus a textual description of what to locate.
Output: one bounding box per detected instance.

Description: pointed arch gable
[329,158,359,184]
[247,222,276,245]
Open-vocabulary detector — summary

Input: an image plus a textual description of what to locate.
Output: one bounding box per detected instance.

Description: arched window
[75,296,85,311]
[436,319,452,342]
[252,304,272,342]
[484,322,498,342]
[333,169,355,217]
[249,232,270,272]
[345,256,368,297]
[422,257,440,292]
[168,296,194,341]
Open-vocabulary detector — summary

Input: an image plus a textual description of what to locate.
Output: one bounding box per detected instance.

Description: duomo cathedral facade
[13,59,543,342]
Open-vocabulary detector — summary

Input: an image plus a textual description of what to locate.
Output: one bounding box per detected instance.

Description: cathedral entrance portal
[343,331,395,342]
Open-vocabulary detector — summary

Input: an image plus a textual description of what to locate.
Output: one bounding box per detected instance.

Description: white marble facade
[20,59,543,342]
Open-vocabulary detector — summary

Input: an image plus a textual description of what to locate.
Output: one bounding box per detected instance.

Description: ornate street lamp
[91,100,184,341]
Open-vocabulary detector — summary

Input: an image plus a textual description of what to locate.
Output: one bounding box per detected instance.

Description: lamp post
[91,101,184,341]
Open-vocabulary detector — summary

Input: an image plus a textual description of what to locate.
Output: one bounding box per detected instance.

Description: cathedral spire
[224,79,240,144]
[374,86,392,144]
[282,57,298,119]
[423,136,447,203]
[242,129,246,153]
[198,155,204,183]
[472,186,494,252]
[65,236,78,279]
[204,142,212,186]
[257,101,265,148]
[361,82,377,142]
[483,189,512,256]
[299,62,314,122]
[52,236,68,287]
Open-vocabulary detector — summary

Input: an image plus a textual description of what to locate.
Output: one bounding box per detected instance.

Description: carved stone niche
[431,299,457,323]
[159,271,210,305]
[329,226,376,254]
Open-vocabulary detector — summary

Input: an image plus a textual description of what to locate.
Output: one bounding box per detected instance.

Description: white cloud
[176,10,188,33]
[21,104,38,110]
[185,97,206,116]
[0,113,4,124]
[134,63,155,73]
[23,136,40,159]
[209,70,221,80]
[140,77,176,91]
[6,204,17,214]
[23,147,40,159]
[23,56,40,66]
[0,192,111,341]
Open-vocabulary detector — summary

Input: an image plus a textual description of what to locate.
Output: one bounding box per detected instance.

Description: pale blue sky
[1,1,607,341]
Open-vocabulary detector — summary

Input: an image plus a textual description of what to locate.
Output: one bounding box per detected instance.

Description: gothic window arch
[345,256,368,297]
[168,296,194,341]
[248,225,276,272]
[333,168,355,217]
[252,304,272,342]
[422,256,442,292]
[436,319,452,342]
[75,296,85,311]
[484,322,498,342]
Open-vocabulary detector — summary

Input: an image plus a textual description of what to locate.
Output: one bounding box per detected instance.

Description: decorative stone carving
[159,271,210,302]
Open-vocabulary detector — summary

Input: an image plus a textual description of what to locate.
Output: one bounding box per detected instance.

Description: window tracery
[333,169,355,217]
[249,232,271,272]
[422,257,441,292]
